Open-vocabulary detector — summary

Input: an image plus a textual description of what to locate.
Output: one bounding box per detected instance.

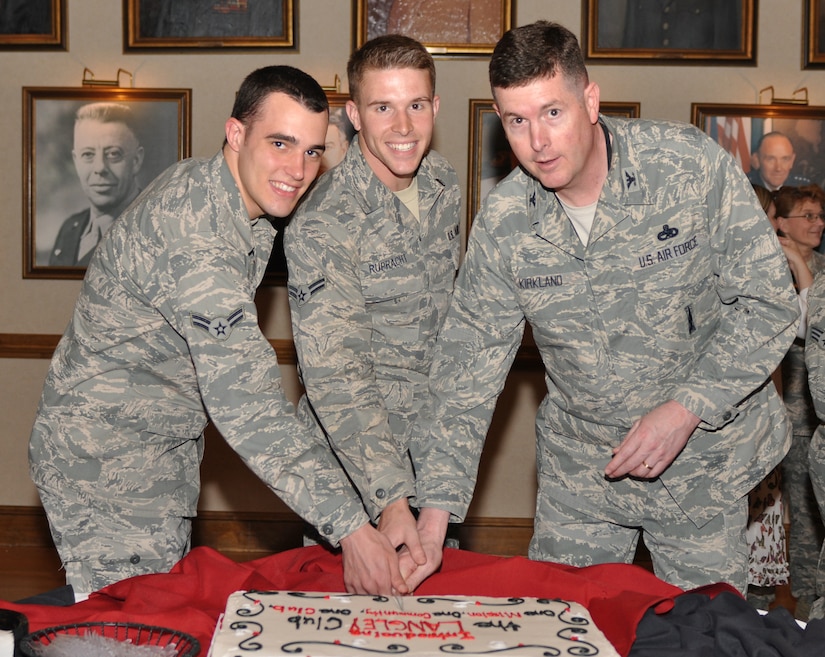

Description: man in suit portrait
[50,102,145,267]
[748,131,810,192]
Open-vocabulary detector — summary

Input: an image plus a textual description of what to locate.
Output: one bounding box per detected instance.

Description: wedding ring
[642,461,653,470]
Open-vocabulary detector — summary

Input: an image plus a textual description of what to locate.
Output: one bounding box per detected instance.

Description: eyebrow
[367,96,432,107]
[267,132,326,153]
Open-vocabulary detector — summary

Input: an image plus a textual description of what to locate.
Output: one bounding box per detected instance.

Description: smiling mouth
[389,142,416,152]
[272,181,298,193]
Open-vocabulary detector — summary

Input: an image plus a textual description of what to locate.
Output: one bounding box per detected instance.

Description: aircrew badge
[191,307,245,341]
[288,277,326,306]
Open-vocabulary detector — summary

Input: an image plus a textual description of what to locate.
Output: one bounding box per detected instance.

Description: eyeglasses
[784,212,825,223]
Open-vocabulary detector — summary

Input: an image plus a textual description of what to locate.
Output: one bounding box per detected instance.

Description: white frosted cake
[208,590,620,657]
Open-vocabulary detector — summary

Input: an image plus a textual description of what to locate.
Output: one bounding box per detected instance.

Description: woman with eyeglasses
[773,184,825,620]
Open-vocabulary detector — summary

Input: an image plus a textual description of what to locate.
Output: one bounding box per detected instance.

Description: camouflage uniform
[285,136,461,521]
[781,252,825,606]
[29,151,369,596]
[803,271,825,620]
[413,116,799,592]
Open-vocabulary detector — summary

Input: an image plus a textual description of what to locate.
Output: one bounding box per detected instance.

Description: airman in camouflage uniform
[804,270,825,621]
[405,21,799,593]
[285,35,461,559]
[773,185,825,617]
[28,66,405,598]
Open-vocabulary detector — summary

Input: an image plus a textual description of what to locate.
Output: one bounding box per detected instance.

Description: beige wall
[0,1,820,518]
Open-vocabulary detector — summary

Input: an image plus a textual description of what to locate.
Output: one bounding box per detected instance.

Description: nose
[92,153,110,172]
[529,123,546,153]
[393,110,413,135]
[285,150,307,181]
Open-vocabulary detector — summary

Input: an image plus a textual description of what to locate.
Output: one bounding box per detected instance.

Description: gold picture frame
[691,102,825,190]
[583,0,756,65]
[23,86,192,279]
[805,0,825,68]
[0,0,66,50]
[467,100,641,228]
[354,0,514,55]
[124,0,294,51]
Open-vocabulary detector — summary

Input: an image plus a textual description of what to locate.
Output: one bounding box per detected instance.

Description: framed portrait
[691,102,825,192]
[263,92,356,286]
[805,0,825,68]
[467,99,641,228]
[23,87,192,279]
[583,0,756,65]
[354,0,514,55]
[124,0,294,51]
[0,0,65,50]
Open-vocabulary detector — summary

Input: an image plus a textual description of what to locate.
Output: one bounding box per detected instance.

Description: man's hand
[377,498,426,570]
[339,523,408,595]
[605,400,700,480]
[398,507,450,591]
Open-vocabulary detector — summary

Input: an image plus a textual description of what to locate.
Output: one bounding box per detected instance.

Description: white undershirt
[394,177,420,223]
[557,196,598,246]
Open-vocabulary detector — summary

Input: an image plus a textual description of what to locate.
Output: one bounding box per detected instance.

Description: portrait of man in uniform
[586,0,753,63]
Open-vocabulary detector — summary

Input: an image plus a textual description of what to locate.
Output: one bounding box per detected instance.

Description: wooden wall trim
[0,333,543,368]
[0,505,532,559]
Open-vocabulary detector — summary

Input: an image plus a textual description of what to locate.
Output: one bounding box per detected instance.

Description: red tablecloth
[0,545,733,656]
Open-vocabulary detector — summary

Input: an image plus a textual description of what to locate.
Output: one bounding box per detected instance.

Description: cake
[207,590,620,656]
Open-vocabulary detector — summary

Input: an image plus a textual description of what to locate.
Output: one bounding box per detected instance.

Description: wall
[0,1,821,519]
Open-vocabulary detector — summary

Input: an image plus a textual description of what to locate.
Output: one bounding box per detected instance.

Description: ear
[432,94,440,120]
[585,81,600,124]
[750,151,760,170]
[225,117,245,153]
[345,99,361,132]
[132,145,145,173]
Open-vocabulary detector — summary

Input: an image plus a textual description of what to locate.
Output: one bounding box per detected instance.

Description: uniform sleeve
[410,209,526,522]
[669,140,800,428]
[162,230,368,546]
[806,273,825,423]
[284,211,415,521]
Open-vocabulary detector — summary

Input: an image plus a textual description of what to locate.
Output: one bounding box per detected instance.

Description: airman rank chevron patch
[811,325,825,348]
[288,277,326,306]
[190,307,245,341]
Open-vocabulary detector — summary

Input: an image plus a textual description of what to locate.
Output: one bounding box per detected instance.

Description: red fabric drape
[0,546,737,656]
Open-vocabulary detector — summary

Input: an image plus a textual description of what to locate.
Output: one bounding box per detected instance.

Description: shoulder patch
[190,307,245,341]
[288,278,326,306]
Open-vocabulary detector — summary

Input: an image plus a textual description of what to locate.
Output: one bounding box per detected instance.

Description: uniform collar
[528,116,650,253]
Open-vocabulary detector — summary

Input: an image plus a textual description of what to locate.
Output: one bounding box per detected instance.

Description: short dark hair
[231,65,329,126]
[490,20,588,93]
[774,184,825,217]
[347,34,435,103]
